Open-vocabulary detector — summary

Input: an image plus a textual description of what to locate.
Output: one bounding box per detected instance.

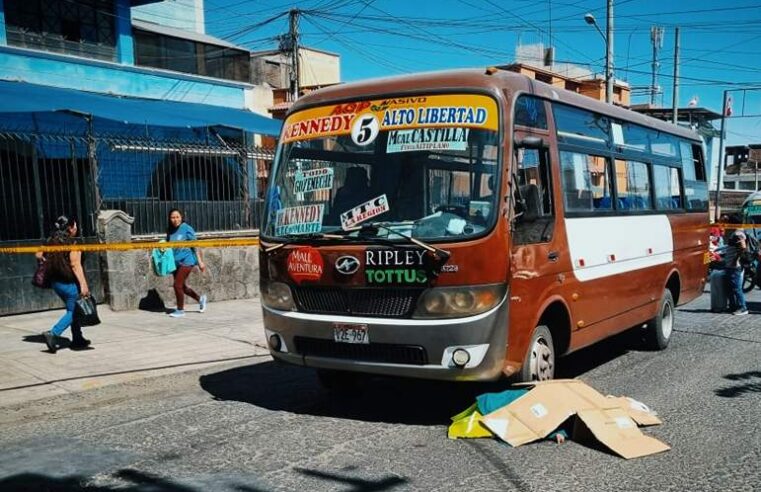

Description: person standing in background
[166,209,207,318]
[724,219,749,316]
[39,215,92,353]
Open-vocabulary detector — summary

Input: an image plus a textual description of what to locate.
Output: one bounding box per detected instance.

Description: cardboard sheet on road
[479,379,669,459]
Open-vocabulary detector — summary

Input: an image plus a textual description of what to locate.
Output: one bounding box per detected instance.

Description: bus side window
[560,151,613,213]
[514,147,554,245]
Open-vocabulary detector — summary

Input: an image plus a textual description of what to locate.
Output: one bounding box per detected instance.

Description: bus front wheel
[644,289,675,350]
[519,325,555,382]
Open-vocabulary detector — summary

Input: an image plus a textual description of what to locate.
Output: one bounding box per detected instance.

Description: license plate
[333,323,369,344]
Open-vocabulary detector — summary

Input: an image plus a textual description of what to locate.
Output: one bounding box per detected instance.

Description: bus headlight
[261,281,295,311]
[413,284,505,318]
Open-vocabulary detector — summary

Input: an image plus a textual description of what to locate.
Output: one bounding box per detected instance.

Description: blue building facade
[0,0,280,314]
[0,0,252,110]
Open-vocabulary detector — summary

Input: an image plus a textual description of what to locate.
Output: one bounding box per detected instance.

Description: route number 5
[351,115,379,146]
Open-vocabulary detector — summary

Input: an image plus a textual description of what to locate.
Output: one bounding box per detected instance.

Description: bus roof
[290,68,701,143]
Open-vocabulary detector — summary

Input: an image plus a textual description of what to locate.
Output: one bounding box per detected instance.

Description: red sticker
[287,247,324,284]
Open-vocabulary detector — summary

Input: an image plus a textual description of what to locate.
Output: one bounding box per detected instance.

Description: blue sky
[205,0,761,146]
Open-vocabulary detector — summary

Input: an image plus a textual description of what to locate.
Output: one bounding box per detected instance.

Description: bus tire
[644,289,675,351]
[316,369,363,394]
[519,325,555,382]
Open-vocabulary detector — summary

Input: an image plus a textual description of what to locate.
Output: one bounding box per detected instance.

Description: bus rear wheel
[644,289,675,350]
[519,325,555,382]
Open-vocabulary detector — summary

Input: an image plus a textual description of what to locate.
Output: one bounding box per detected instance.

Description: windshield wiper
[261,232,348,253]
[347,222,451,262]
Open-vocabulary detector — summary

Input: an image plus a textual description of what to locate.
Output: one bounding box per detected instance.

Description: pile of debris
[448,379,669,459]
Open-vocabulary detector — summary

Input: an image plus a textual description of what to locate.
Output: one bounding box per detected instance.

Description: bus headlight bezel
[261,281,296,311]
[413,284,505,319]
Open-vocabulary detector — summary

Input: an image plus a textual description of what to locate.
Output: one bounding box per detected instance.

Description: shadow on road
[200,328,643,425]
[0,469,249,492]
[200,361,498,425]
[747,301,761,314]
[715,370,761,398]
[294,467,407,492]
[556,327,644,378]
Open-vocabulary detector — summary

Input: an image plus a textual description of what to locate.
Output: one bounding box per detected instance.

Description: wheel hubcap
[662,301,674,340]
[530,337,554,381]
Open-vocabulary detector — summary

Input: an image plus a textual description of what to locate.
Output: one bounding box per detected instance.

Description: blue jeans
[51,281,82,337]
[728,267,747,312]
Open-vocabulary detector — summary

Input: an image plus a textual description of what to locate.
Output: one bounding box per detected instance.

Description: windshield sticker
[282,94,498,143]
[340,194,390,230]
[365,248,427,285]
[287,246,324,284]
[294,168,334,194]
[387,128,469,153]
[275,204,324,236]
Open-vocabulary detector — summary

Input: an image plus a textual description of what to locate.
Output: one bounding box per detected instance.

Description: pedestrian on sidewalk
[724,215,749,316]
[39,215,92,353]
[166,208,207,318]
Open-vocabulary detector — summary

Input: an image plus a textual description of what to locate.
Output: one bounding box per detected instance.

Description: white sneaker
[199,295,207,313]
[169,309,185,318]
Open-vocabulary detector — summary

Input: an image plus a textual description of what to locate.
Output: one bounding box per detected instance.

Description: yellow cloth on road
[447,403,492,439]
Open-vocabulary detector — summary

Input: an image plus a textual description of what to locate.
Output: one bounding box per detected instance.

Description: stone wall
[0,249,104,316]
[99,211,259,311]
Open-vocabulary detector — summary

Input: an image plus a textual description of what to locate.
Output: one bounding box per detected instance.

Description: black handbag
[31,259,50,288]
[74,295,101,327]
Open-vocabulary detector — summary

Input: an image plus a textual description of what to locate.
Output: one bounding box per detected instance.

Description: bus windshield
[262,94,500,241]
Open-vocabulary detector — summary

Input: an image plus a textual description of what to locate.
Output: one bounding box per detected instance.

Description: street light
[584,13,605,40]
[584,5,614,104]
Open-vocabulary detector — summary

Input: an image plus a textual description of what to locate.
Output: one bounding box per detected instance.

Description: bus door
[508,132,565,354]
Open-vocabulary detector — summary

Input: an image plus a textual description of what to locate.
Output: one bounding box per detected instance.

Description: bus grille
[294,337,428,365]
[292,287,423,318]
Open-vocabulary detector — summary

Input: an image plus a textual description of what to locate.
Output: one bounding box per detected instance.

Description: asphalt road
[1,291,760,492]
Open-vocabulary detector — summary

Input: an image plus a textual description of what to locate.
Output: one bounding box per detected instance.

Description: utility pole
[671,27,680,124]
[605,0,614,104]
[650,26,664,106]
[715,90,729,220]
[288,9,300,103]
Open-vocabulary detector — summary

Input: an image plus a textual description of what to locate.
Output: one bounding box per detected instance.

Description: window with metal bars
[4,0,117,61]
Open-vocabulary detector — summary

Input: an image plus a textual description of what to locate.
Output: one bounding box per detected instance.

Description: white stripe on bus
[565,215,674,282]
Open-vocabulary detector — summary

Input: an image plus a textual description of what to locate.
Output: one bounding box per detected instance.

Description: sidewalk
[0,297,270,408]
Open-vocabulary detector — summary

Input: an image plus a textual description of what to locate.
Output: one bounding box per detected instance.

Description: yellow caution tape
[0,238,260,254]
[0,221,755,255]
[720,223,761,230]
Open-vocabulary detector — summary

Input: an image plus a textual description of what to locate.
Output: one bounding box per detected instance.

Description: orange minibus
[259,68,709,387]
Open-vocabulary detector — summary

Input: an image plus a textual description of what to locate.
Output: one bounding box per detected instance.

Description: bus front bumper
[261,299,508,381]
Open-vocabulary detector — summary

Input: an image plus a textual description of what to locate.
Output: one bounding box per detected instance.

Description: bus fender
[663,268,682,306]
[534,295,573,355]
[505,294,572,373]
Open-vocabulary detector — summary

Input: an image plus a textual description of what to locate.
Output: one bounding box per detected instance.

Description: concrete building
[251,46,340,119]
[0,0,280,315]
[251,46,340,90]
[132,0,205,34]
[0,0,278,116]
[497,43,631,107]
[722,144,761,191]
